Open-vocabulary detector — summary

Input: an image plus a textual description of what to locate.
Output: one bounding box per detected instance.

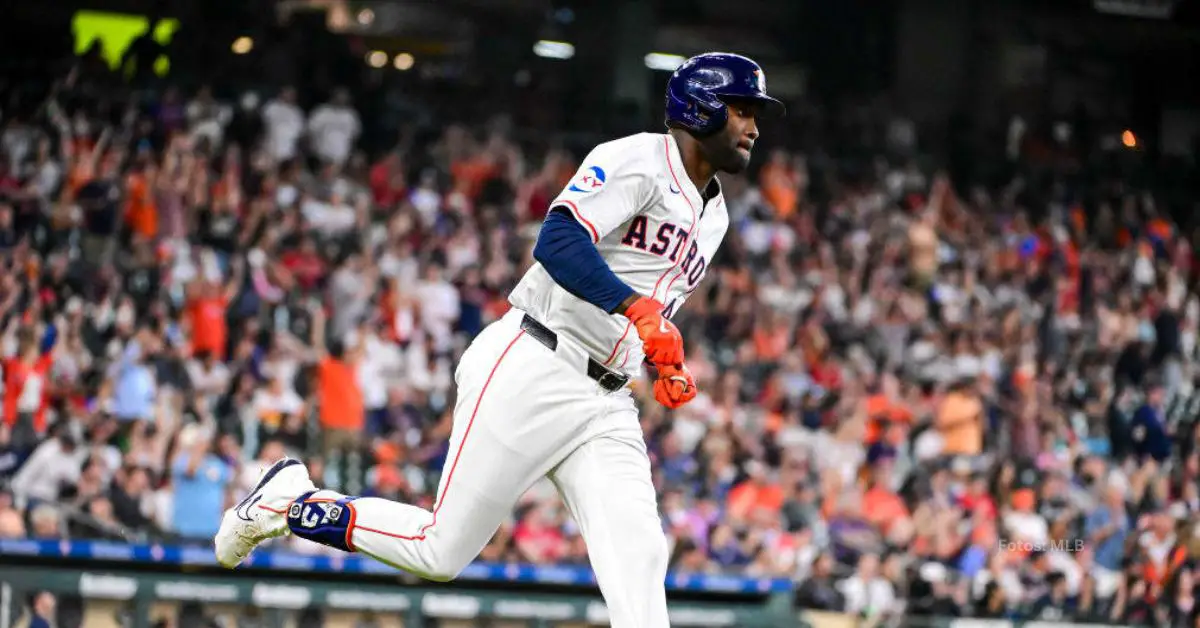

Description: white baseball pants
[333,308,670,627]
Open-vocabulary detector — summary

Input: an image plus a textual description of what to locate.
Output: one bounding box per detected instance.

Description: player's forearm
[534,209,636,314]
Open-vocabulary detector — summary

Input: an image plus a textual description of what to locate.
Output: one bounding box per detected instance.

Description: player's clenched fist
[654,363,697,409]
[624,296,685,366]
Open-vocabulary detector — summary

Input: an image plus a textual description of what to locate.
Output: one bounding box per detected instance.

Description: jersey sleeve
[550,142,652,243]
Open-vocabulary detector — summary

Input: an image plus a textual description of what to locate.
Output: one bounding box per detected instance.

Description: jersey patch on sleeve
[567,166,607,194]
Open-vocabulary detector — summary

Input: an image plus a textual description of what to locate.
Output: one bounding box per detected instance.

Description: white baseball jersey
[509,132,729,376]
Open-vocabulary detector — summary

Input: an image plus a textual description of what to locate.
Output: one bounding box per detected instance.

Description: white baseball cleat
[214,457,316,568]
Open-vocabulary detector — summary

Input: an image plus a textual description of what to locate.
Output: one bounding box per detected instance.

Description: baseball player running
[215,52,783,627]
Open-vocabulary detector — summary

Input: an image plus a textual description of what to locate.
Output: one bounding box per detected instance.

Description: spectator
[307,88,360,167]
[369,152,408,209]
[796,551,845,611]
[310,304,363,484]
[250,375,306,453]
[3,327,51,451]
[185,86,232,150]
[29,504,63,539]
[109,329,159,425]
[26,591,55,628]
[757,149,800,219]
[110,465,155,532]
[514,503,566,564]
[261,87,306,164]
[839,552,896,618]
[707,523,750,569]
[356,319,403,438]
[1087,481,1132,575]
[328,253,375,338]
[975,580,1010,618]
[861,455,910,536]
[1138,510,1185,589]
[123,160,158,242]
[68,455,109,509]
[1,117,37,169]
[77,148,122,265]
[184,256,242,361]
[416,263,461,353]
[726,460,783,524]
[1131,380,1171,463]
[10,426,79,503]
[1003,488,1049,547]
[169,423,231,539]
[935,379,984,458]
[186,349,231,410]
[1028,571,1073,621]
[0,504,24,538]
[84,496,121,536]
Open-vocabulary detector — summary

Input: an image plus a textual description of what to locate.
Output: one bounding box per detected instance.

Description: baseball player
[215,52,783,627]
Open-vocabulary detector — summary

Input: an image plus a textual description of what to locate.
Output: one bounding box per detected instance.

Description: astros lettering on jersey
[509,132,728,376]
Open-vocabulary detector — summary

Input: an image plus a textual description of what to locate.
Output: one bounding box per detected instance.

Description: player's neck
[668,129,718,194]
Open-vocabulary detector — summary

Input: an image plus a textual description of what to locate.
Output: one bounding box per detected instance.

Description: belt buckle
[598,371,627,392]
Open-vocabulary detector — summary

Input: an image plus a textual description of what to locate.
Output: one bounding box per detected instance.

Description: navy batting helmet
[664,52,785,136]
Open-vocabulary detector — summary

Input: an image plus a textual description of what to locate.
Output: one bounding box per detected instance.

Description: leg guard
[285,491,360,552]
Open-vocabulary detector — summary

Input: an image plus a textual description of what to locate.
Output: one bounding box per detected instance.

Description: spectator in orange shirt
[450,142,500,202]
[864,373,914,445]
[185,257,243,360]
[758,149,800,218]
[727,461,784,524]
[936,379,984,457]
[861,452,909,536]
[1139,510,1186,590]
[753,310,790,362]
[62,127,111,202]
[124,163,158,241]
[308,304,364,466]
[2,328,53,451]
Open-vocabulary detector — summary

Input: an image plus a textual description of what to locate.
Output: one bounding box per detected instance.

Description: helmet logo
[754,69,766,93]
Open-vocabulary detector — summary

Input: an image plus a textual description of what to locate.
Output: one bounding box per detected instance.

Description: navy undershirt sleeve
[533,208,636,314]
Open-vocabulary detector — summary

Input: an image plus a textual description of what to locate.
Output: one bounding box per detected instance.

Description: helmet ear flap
[682,89,727,136]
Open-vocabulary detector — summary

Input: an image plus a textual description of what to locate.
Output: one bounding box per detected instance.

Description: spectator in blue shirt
[110,330,158,424]
[1085,483,1131,572]
[658,431,698,489]
[26,591,55,628]
[171,423,232,539]
[707,523,749,568]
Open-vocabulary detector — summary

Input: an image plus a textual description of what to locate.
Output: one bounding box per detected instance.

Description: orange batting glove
[624,296,684,366]
[654,363,697,409]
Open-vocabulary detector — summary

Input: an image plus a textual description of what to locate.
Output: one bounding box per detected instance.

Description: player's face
[705,100,761,174]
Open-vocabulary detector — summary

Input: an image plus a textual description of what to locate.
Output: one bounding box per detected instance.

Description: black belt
[520,314,630,392]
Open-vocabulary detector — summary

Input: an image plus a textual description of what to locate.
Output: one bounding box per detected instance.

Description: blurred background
[1,0,1200,627]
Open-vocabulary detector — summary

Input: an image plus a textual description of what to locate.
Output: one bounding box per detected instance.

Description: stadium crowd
[2,63,1200,626]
